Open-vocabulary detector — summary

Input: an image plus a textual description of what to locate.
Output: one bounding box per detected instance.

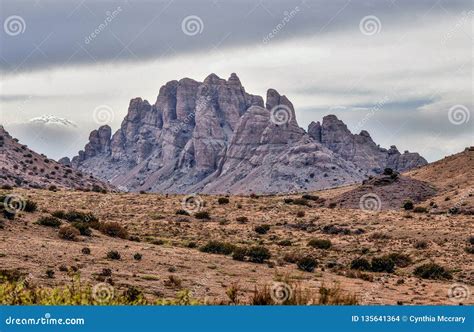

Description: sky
[0,0,472,161]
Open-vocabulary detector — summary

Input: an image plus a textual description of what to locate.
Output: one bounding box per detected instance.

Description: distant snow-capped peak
[29,115,78,128]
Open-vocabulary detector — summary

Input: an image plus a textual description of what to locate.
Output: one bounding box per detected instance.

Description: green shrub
[175,209,190,216]
[297,256,318,272]
[302,194,319,201]
[350,258,371,271]
[413,263,452,280]
[106,250,121,260]
[370,256,395,273]
[200,241,235,255]
[57,210,98,223]
[217,197,229,205]
[246,246,271,263]
[254,225,270,235]
[402,200,414,210]
[236,216,248,223]
[24,200,37,213]
[194,211,210,220]
[58,226,80,241]
[292,198,310,206]
[308,238,332,250]
[413,206,428,213]
[386,253,411,267]
[51,210,66,219]
[100,222,128,239]
[37,216,61,228]
[232,247,248,261]
[72,222,92,236]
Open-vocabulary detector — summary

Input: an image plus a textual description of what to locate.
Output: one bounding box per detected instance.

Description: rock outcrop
[71,73,427,194]
[0,126,111,190]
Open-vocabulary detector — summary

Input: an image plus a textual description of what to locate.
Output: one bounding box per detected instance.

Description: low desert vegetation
[58,225,80,241]
[307,238,332,250]
[36,216,62,228]
[413,263,452,280]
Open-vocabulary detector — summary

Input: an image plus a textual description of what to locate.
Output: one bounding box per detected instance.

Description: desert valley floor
[0,149,473,305]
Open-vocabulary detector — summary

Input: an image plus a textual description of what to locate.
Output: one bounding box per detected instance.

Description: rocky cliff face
[71,73,427,194]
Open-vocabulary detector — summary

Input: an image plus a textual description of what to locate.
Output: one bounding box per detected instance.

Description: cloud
[0,0,472,162]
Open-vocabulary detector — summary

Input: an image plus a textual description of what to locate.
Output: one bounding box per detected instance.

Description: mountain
[5,115,81,161]
[71,73,427,194]
[0,126,110,191]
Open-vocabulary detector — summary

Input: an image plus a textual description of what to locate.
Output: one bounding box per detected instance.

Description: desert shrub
[383,168,393,175]
[283,198,294,204]
[48,185,57,192]
[292,198,310,206]
[232,247,248,261]
[413,206,428,213]
[51,210,66,219]
[283,252,301,263]
[58,210,98,223]
[402,200,414,210]
[81,247,91,255]
[175,209,190,216]
[413,263,452,280]
[200,241,235,255]
[464,246,474,254]
[308,238,332,250]
[236,216,248,223]
[246,246,271,263]
[217,197,229,205]
[58,226,80,241]
[133,253,142,261]
[45,269,55,278]
[302,194,319,201]
[370,256,395,273]
[1,185,13,190]
[194,211,210,220]
[100,222,128,239]
[322,225,351,235]
[350,258,371,271]
[106,250,121,260]
[72,222,92,236]
[151,239,164,245]
[254,225,270,235]
[36,216,61,228]
[468,236,474,245]
[278,239,292,246]
[296,210,305,218]
[186,242,197,249]
[129,235,141,242]
[91,185,105,193]
[297,256,318,272]
[23,199,37,213]
[414,240,429,249]
[386,253,412,267]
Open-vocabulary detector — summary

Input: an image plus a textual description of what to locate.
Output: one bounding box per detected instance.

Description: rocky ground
[0,168,472,304]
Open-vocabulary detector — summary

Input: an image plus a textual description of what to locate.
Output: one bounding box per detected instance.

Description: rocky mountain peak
[70,73,427,193]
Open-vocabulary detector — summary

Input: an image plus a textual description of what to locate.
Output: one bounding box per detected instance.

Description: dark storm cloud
[0,0,470,74]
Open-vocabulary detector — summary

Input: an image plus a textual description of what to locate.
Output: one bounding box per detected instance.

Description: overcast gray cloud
[0,0,472,161]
